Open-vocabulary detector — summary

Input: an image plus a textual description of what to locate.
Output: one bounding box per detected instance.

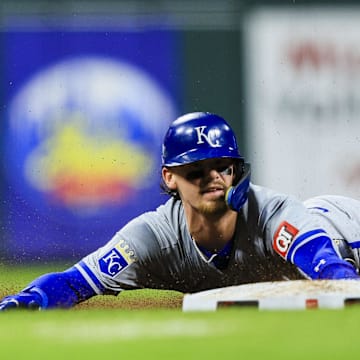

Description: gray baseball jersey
[76,184,360,295]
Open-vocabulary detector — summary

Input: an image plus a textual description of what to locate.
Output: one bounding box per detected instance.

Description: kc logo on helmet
[273,221,299,258]
[195,126,221,148]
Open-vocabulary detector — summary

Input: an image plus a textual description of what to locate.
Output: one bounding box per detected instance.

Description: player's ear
[162,167,177,190]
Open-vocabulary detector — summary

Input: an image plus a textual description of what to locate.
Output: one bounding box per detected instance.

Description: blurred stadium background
[0,0,359,264]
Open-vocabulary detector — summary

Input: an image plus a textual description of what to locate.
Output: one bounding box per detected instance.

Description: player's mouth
[201,185,226,198]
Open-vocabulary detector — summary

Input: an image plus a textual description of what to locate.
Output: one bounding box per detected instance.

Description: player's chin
[198,199,228,216]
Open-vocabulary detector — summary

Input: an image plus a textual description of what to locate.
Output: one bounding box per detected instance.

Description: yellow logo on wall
[25,115,152,207]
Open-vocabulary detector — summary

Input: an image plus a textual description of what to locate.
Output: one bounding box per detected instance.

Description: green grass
[0,264,359,359]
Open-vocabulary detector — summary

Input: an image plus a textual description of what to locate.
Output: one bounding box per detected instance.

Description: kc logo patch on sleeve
[99,240,136,277]
[273,221,299,258]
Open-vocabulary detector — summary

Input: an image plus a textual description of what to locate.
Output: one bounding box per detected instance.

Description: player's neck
[186,210,237,252]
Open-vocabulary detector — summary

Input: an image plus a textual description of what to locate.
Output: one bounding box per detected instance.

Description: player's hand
[318,263,360,280]
[0,292,42,311]
[225,163,251,211]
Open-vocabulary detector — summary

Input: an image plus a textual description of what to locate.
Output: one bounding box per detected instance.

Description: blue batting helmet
[162,112,243,167]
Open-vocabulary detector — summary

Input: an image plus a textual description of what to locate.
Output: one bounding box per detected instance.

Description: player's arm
[268,198,359,280]
[0,261,110,311]
[227,182,359,280]
[0,218,150,311]
[272,222,359,279]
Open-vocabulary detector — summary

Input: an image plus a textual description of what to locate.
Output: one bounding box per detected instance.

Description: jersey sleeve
[78,215,163,294]
[255,186,358,279]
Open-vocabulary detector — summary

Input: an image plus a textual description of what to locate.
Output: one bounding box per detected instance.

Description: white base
[182,280,360,311]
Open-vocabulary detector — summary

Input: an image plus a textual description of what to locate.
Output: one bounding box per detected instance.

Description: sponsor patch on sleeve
[99,240,136,277]
[273,221,299,258]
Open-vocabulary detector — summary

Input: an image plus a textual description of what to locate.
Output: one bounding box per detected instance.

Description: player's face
[162,158,236,216]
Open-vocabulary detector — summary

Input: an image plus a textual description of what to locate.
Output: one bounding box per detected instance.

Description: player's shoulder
[248,183,289,205]
[129,197,184,247]
[247,183,303,224]
[140,197,183,226]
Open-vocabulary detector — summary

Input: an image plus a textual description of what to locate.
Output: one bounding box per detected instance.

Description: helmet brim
[163,147,243,167]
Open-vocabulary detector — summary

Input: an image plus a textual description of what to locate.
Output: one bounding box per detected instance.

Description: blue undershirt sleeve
[286,230,359,279]
[23,263,107,309]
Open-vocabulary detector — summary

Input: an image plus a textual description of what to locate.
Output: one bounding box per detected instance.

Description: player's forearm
[24,266,97,308]
[0,265,99,310]
[283,230,359,279]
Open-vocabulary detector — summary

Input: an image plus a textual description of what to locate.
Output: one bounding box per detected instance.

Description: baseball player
[1,111,360,310]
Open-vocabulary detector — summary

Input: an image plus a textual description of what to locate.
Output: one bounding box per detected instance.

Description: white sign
[245,8,360,199]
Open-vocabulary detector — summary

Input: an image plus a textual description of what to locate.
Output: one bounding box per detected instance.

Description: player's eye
[185,170,204,181]
[218,165,233,176]
[185,165,233,181]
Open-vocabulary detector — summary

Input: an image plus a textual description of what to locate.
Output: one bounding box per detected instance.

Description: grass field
[0,264,359,359]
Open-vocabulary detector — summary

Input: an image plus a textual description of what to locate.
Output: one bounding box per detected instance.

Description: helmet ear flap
[232,159,245,186]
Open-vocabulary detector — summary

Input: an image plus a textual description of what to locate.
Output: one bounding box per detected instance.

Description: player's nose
[203,168,221,180]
